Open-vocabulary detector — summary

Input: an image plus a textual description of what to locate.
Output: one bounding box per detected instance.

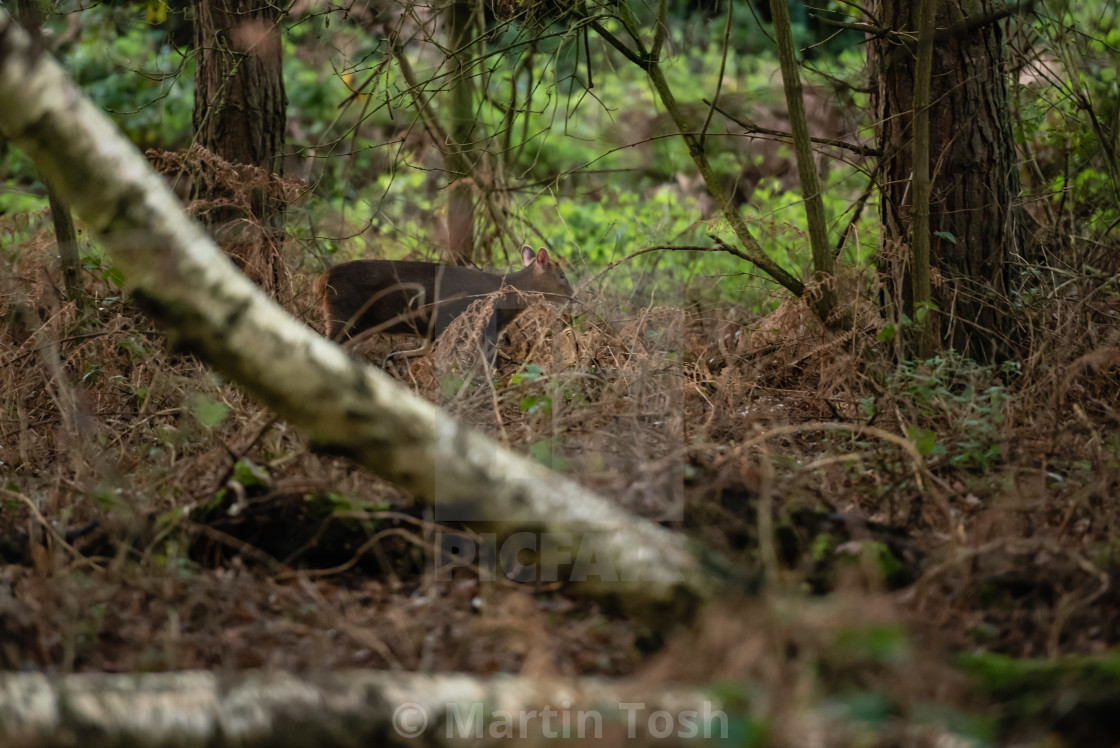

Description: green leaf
[860,397,877,417]
[519,394,552,415]
[510,364,544,385]
[908,427,944,457]
[232,459,270,488]
[190,397,229,429]
[529,438,568,472]
[933,231,957,244]
[102,266,126,287]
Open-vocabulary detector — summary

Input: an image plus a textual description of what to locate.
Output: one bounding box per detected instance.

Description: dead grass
[2,208,1120,741]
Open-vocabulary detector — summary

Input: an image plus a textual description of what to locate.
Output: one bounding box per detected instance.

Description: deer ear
[521,245,536,267]
[536,247,550,265]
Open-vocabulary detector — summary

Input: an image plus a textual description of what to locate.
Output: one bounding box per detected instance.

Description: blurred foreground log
[0,670,727,747]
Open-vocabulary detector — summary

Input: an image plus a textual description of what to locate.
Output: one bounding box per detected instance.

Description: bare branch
[704,98,879,157]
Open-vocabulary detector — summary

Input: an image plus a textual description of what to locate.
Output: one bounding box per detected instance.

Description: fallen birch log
[0,10,733,616]
[0,670,730,747]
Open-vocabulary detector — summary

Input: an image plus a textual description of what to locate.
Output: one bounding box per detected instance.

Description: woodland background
[2,0,1120,745]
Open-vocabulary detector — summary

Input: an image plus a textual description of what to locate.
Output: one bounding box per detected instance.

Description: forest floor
[3,225,1120,745]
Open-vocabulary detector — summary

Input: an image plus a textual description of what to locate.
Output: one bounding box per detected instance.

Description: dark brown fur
[317,246,573,345]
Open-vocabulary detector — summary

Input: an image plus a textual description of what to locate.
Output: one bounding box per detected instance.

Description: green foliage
[60,3,194,147]
[519,394,552,415]
[831,540,910,588]
[835,623,910,665]
[509,363,544,385]
[529,436,569,472]
[810,532,836,562]
[11,0,881,314]
[878,302,938,348]
[961,650,1120,735]
[885,354,1012,471]
[0,171,47,214]
[314,490,389,517]
[907,427,944,458]
[188,395,229,430]
[231,458,270,488]
[0,2,191,204]
[1017,0,1120,239]
[823,690,892,724]
[512,364,553,414]
[4,7,1120,737]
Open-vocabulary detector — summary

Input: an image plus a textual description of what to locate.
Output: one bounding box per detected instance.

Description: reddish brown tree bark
[871,0,1024,362]
[191,0,288,291]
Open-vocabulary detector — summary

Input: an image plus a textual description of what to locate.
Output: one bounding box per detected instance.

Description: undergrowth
[2,199,1119,743]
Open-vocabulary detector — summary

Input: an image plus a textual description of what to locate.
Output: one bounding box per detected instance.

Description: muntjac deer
[316,245,573,357]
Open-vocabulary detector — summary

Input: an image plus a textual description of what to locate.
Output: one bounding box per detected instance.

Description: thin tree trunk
[9,0,86,311]
[768,0,838,324]
[444,0,477,265]
[47,185,85,310]
[909,0,938,358]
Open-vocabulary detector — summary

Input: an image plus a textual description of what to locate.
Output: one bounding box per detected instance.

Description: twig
[296,575,404,670]
[279,527,424,582]
[387,33,449,146]
[583,242,764,287]
[582,17,648,70]
[699,0,733,152]
[2,488,99,568]
[704,98,879,157]
[811,0,1036,43]
[835,168,878,258]
[755,445,778,588]
[735,422,956,528]
[182,520,293,576]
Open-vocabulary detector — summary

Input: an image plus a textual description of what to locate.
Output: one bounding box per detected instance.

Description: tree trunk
[190,0,288,291]
[871,0,1024,362]
[443,0,477,265]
